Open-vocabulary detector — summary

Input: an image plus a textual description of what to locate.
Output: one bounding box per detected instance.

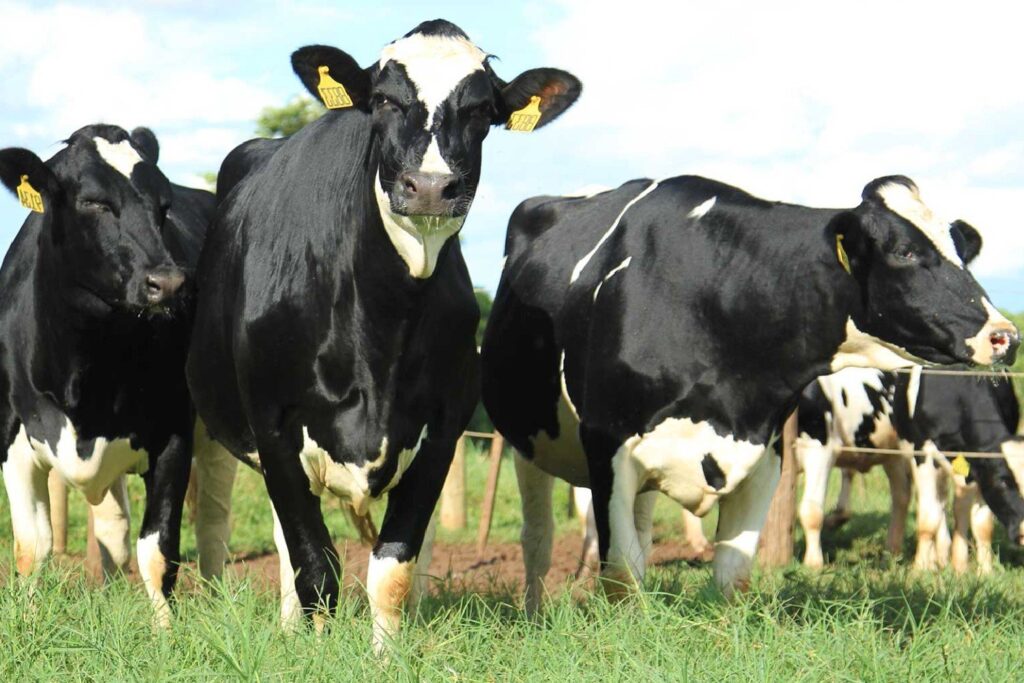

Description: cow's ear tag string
[507,96,542,132]
[836,234,851,274]
[317,66,353,109]
[952,454,970,477]
[17,175,44,214]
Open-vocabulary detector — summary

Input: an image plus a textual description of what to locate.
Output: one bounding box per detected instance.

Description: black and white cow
[0,124,231,624]
[481,174,1018,611]
[185,20,580,648]
[892,368,1024,573]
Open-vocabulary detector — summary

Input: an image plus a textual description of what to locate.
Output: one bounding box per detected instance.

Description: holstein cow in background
[892,368,1024,573]
[0,125,232,624]
[186,20,580,649]
[796,369,913,568]
[482,174,1018,612]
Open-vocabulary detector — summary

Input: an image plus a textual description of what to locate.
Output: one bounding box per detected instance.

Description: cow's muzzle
[393,171,462,216]
[967,318,1019,366]
[145,266,185,306]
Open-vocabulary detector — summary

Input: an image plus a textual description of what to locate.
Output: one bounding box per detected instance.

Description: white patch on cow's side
[514,453,556,615]
[817,368,891,445]
[592,256,632,301]
[366,554,415,654]
[93,137,143,178]
[830,318,926,372]
[137,532,171,628]
[418,137,452,175]
[271,504,301,631]
[563,185,612,199]
[906,365,922,419]
[964,298,1017,365]
[2,429,51,575]
[379,33,487,129]
[876,181,963,266]
[570,180,659,284]
[687,196,716,219]
[375,172,464,279]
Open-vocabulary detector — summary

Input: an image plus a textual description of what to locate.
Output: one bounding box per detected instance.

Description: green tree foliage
[255,96,325,138]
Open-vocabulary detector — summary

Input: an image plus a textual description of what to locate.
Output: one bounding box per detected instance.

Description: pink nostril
[992,332,1010,349]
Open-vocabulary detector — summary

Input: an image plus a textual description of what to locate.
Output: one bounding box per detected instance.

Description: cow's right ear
[291,45,372,111]
[950,219,982,266]
[130,127,160,164]
[828,210,871,279]
[0,148,61,213]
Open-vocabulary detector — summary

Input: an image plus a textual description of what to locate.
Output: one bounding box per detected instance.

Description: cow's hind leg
[193,421,238,581]
[951,477,974,574]
[91,474,131,577]
[681,508,711,556]
[515,454,556,614]
[572,486,599,580]
[883,457,912,558]
[824,469,855,530]
[971,501,995,575]
[797,437,835,568]
[713,449,781,598]
[2,434,51,575]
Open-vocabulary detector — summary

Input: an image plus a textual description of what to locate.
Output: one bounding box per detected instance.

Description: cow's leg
[634,491,658,564]
[935,468,952,568]
[950,477,973,574]
[515,453,555,614]
[713,448,780,598]
[600,443,645,598]
[882,458,912,558]
[367,436,453,654]
[911,455,945,571]
[971,501,995,575]
[137,431,192,628]
[90,474,131,577]
[271,503,301,631]
[2,437,51,575]
[824,469,855,530]
[192,422,238,581]
[797,438,835,568]
[408,512,437,613]
[681,508,711,556]
[572,486,599,580]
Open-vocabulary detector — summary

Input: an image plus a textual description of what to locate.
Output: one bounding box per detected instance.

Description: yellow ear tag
[316,65,353,109]
[952,454,970,477]
[507,96,542,132]
[16,175,44,213]
[836,234,851,274]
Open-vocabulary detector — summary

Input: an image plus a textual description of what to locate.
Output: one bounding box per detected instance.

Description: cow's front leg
[797,436,835,568]
[713,448,780,598]
[367,436,453,654]
[585,434,643,600]
[951,477,974,574]
[193,421,238,580]
[971,501,995,575]
[138,432,192,628]
[515,454,556,614]
[911,452,946,571]
[2,434,51,575]
[90,474,131,577]
[882,457,912,558]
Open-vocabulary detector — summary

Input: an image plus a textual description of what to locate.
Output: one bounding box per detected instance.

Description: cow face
[832,176,1018,368]
[291,19,582,278]
[0,125,185,316]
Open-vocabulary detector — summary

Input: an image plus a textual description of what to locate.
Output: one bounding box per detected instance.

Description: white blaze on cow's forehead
[876,182,963,267]
[419,137,452,175]
[379,33,488,129]
[93,137,143,178]
[688,196,716,219]
[571,180,660,284]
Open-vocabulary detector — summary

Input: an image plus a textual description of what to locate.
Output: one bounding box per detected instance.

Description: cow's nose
[395,171,460,215]
[991,328,1019,365]
[145,266,185,305]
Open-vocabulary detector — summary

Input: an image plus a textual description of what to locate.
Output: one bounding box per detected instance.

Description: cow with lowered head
[186,19,580,649]
[0,125,220,625]
[481,174,1018,612]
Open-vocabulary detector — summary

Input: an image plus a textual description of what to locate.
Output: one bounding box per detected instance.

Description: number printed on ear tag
[507,96,542,132]
[317,66,353,109]
[16,175,44,213]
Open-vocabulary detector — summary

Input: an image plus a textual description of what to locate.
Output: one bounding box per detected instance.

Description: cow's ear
[291,45,371,111]
[829,210,871,279]
[497,68,581,131]
[0,148,61,213]
[950,219,982,266]
[130,127,160,164]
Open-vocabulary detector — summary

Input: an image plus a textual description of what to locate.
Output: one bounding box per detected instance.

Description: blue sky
[2,0,1024,306]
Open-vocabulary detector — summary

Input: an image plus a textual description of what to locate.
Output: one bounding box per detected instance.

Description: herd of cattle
[1,19,1022,651]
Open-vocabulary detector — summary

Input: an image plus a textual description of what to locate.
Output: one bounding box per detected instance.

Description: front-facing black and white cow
[0,125,218,624]
[185,20,580,648]
[481,174,1017,609]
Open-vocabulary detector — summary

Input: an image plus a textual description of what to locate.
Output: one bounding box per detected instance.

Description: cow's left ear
[291,45,372,111]
[0,147,62,213]
[828,210,871,279]
[130,127,160,164]
[950,219,982,266]
[497,68,582,131]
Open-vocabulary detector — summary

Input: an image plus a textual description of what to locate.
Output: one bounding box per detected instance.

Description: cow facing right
[481,174,1019,613]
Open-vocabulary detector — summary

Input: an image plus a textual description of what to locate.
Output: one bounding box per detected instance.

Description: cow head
[830,176,1018,369]
[291,19,582,278]
[0,125,186,317]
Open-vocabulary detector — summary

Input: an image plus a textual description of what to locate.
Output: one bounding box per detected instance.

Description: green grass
[3,446,1024,680]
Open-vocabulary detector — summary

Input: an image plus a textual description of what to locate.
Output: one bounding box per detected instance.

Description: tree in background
[255,96,324,138]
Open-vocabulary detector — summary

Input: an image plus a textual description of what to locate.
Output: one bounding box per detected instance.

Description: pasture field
[3,443,1024,681]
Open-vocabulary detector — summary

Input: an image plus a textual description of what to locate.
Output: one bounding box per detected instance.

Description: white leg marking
[604,447,644,596]
[91,474,131,578]
[574,487,600,579]
[797,436,833,568]
[713,448,780,598]
[2,430,52,575]
[515,453,555,615]
[137,532,171,628]
[634,491,658,564]
[193,423,238,581]
[271,504,301,632]
[366,554,414,655]
[911,445,945,571]
[971,502,995,575]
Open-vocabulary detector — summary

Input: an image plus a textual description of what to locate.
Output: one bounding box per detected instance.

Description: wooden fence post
[475,433,505,555]
[758,409,798,567]
[440,436,467,530]
[48,470,68,555]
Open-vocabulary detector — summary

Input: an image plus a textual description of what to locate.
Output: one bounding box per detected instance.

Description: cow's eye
[372,93,403,112]
[80,199,113,213]
[891,249,918,265]
[468,102,494,120]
